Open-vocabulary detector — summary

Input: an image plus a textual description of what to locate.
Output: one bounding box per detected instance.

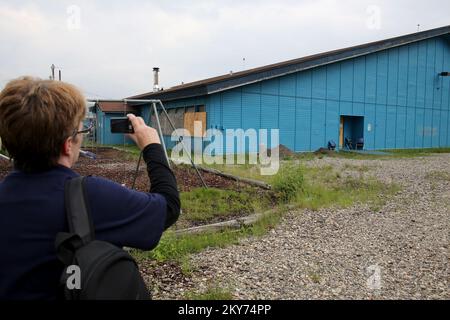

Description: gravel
[150,154,450,300]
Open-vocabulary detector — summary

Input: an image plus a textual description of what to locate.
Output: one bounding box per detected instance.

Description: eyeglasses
[72,122,94,138]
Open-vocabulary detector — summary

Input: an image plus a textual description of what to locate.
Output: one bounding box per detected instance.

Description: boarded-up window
[184,111,206,137]
[186,106,195,113]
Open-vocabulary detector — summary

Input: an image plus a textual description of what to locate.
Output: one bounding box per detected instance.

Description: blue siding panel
[439,110,448,147]
[353,57,366,103]
[295,98,311,151]
[243,82,261,94]
[279,96,296,150]
[387,48,399,106]
[209,94,221,129]
[312,67,327,99]
[364,104,376,150]
[443,40,450,109]
[376,51,388,105]
[297,70,312,98]
[423,108,432,147]
[353,102,364,116]
[326,100,339,145]
[398,46,409,107]
[261,78,279,95]
[407,43,418,107]
[396,106,407,148]
[326,64,340,100]
[375,104,386,149]
[405,107,416,148]
[340,101,352,115]
[415,108,424,148]
[279,74,296,96]
[386,106,396,148]
[365,55,377,104]
[311,99,326,149]
[222,90,241,129]
[242,93,260,130]
[434,40,444,108]
[340,60,353,102]
[416,41,427,108]
[425,39,435,108]
[432,110,440,147]
[260,95,278,129]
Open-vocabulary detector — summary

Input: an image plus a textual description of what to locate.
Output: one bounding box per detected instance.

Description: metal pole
[158,101,208,188]
[0,153,11,161]
[152,102,171,167]
[51,64,55,80]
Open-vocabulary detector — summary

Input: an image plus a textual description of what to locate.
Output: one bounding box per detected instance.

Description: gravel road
[151,154,450,299]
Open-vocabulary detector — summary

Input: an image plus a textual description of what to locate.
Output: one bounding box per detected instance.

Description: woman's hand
[126,114,161,150]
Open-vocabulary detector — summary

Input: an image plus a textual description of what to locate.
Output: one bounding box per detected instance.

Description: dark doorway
[339,116,364,150]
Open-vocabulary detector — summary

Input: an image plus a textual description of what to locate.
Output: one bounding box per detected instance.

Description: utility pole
[50,64,55,80]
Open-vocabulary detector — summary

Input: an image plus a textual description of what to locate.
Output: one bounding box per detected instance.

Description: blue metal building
[99,25,450,153]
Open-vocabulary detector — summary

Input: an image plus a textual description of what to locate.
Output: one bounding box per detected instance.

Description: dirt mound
[314,147,335,155]
[267,144,296,159]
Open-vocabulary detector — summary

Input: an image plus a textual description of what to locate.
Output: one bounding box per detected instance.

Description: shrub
[270,165,304,203]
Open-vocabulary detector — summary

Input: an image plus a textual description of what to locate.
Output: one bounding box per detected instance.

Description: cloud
[0,0,449,98]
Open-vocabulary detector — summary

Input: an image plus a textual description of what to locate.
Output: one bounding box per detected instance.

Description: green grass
[425,170,450,182]
[179,187,270,224]
[308,271,322,284]
[131,206,288,263]
[121,145,401,267]
[184,285,234,300]
[131,160,399,262]
[270,165,304,203]
[335,148,450,160]
[299,165,400,211]
[386,147,450,157]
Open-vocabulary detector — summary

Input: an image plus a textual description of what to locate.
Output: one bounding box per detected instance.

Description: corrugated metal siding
[279,96,296,150]
[396,106,407,148]
[364,104,376,149]
[295,98,311,151]
[311,99,326,149]
[241,92,260,153]
[326,100,339,145]
[201,36,450,153]
[222,89,242,154]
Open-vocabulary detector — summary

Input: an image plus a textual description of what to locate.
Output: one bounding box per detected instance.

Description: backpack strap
[64,176,95,245]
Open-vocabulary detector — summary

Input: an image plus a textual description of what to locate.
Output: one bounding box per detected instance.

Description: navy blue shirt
[0,161,168,300]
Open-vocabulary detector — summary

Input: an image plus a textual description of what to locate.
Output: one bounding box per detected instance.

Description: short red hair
[0,77,86,172]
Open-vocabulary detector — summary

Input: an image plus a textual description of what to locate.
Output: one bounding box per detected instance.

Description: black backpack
[55,176,150,300]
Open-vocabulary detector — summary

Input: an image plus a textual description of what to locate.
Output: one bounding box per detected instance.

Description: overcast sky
[0,0,449,99]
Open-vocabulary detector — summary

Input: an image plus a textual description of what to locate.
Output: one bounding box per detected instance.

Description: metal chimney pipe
[51,64,55,80]
[153,67,160,92]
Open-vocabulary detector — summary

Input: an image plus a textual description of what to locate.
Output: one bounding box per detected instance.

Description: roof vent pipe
[153,67,160,92]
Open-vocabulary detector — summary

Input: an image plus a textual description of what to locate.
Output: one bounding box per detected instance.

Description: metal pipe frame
[0,153,10,161]
[87,98,208,188]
